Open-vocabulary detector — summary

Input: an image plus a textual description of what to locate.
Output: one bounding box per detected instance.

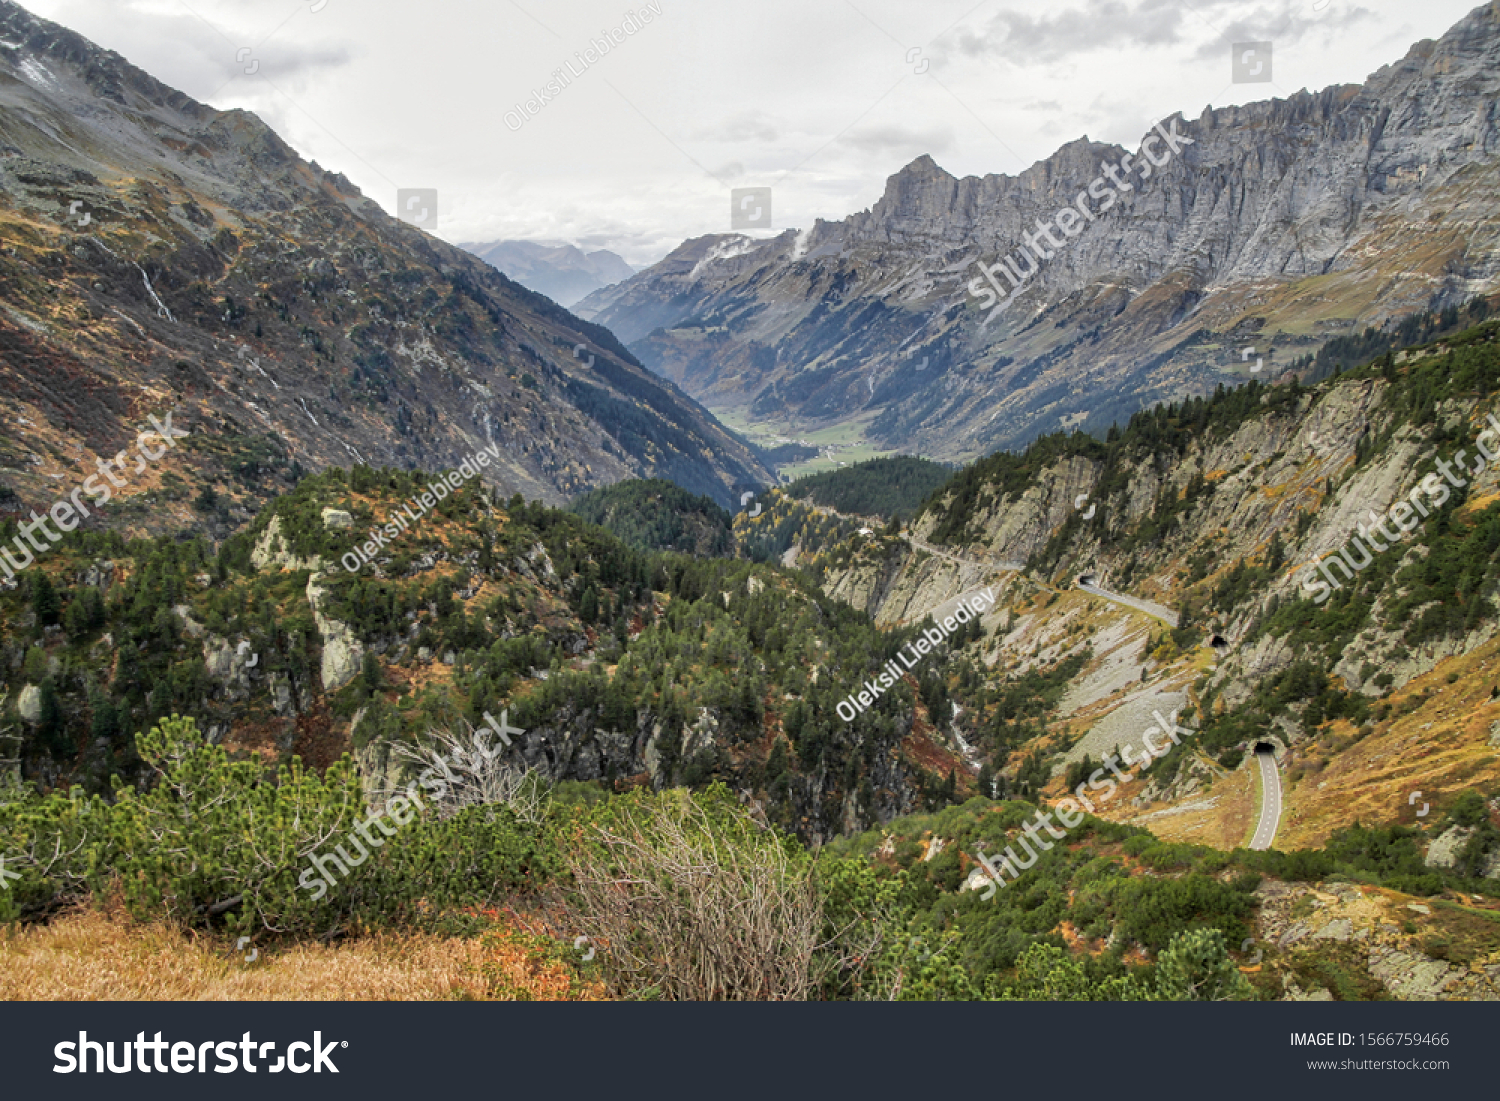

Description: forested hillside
[8,303,1500,1003]
[907,299,1500,784]
[566,478,734,557]
[0,466,976,839]
[785,457,956,521]
[753,299,1500,894]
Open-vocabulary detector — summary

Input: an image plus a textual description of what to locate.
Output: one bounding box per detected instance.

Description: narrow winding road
[1075,580,1180,628]
[1250,749,1282,850]
[905,535,1024,574]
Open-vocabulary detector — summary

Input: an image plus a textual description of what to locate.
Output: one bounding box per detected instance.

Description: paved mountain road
[1075,581,1180,628]
[1250,750,1282,850]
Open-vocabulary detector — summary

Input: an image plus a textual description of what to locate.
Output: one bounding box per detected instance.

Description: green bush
[1,715,556,939]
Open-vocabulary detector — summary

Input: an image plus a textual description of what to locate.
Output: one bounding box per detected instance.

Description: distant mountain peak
[459,239,635,308]
[577,2,1500,462]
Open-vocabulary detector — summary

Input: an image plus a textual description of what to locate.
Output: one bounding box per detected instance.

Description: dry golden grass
[0,908,606,1002]
[1122,758,1260,850]
[1124,637,1500,851]
[1277,637,1500,849]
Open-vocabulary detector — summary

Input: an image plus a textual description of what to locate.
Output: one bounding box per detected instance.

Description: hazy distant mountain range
[460,239,634,308]
[577,1,1500,462]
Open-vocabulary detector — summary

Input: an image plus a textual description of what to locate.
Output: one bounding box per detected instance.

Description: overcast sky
[17,0,1485,268]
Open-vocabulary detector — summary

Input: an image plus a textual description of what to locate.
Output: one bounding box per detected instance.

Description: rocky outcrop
[1426,825,1475,870]
[306,573,364,693]
[1367,948,1468,1000]
[251,516,324,574]
[172,605,206,639]
[1256,879,1500,1000]
[203,637,261,693]
[1424,825,1500,878]
[17,684,41,723]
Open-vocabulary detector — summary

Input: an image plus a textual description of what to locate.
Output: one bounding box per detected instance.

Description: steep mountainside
[750,299,1500,859]
[579,2,1500,463]
[0,0,768,534]
[459,240,634,308]
[8,322,1500,999]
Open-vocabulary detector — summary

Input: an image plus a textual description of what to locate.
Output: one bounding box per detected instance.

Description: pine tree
[361,651,384,694]
[1153,928,1255,1001]
[22,645,48,683]
[36,679,64,751]
[1266,530,1286,572]
[31,573,60,628]
[89,694,122,742]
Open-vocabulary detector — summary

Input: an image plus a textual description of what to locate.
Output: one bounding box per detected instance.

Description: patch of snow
[790,227,811,260]
[18,57,57,89]
[689,237,761,278]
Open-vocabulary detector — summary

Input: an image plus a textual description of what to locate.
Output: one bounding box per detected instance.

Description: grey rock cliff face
[581,3,1500,462]
[807,361,1500,775]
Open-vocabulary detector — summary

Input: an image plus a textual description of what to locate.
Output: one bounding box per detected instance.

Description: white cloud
[14,0,1485,269]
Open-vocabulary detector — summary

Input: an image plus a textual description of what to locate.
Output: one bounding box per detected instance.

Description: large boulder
[1425,825,1473,870]
[17,684,42,723]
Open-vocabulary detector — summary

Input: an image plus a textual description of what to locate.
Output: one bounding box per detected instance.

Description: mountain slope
[0,0,768,530]
[745,298,1500,858]
[566,477,734,556]
[579,2,1500,464]
[0,465,971,843]
[8,319,1500,1000]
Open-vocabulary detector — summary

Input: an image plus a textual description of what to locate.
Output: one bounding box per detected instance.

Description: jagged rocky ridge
[579,2,1500,462]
